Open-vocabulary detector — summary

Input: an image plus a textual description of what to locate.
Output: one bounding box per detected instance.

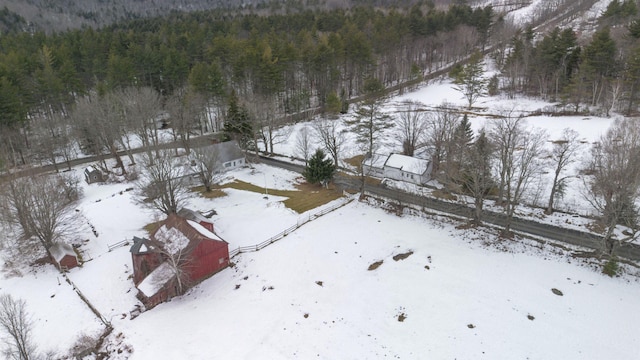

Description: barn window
[219,258,225,264]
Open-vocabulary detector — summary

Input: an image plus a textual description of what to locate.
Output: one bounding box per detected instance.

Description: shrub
[603,258,619,277]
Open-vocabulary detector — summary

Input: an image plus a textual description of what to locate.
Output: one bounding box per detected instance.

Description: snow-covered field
[5,160,640,359]
[3,31,640,359]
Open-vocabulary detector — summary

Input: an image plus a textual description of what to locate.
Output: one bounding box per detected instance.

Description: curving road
[259,155,640,261]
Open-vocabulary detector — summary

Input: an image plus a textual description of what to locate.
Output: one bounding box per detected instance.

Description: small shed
[84,166,105,184]
[49,243,78,270]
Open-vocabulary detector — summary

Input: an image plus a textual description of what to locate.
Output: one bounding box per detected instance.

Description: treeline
[0,3,494,169]
[494,0,640,116]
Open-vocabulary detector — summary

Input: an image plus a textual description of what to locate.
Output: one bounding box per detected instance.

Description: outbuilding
[130,214,230,309]
[49,243,79,271]
[84,166,105,184]
[363,153,432,186]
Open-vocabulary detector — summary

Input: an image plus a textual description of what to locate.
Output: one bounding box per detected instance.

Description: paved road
[259,156,640,261]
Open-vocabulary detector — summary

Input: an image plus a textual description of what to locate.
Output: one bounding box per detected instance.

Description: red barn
[49,243,78,271]
[130,214,229,309]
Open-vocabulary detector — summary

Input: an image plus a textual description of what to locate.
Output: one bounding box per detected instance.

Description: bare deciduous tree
[312,118,346,167]
[72,92,128,175]
[135,151,190,215]
[191,146,222,192]
[584,118,640,254]
[166,87,206,155]
[294,125,313,165]
[394,100,427,156]
[249,94,290,155]
[546,128,582,214]
[460,130,494,224]
[117,87,162,165]
[154,227,193,296]
[0,174,81,252]
[425,102,460,180]
[490,109,525,205]
[0,294,36,360]
[490,113,548,236]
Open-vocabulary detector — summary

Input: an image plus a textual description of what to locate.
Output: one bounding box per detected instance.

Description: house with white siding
[363,153,431,185]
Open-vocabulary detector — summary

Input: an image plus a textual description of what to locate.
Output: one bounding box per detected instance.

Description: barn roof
[187,220,224,242]
[154,225,190,255]
[384,154,430,175]
[178,208,212,226]
[49,243,76,263]
[152,214,226,250]
[130,236,156,254]
[137,262,174,297]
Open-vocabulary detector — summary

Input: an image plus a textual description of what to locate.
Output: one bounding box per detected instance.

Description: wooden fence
[229,196,354,259]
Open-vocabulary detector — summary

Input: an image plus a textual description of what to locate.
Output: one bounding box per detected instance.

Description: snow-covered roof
[137,262,174,297]
[49,243,76,263]
[154,225,190,255]
[363,153,388,168]
[384,154,429,175]
[187,220,223,242]
[178,208,212,226]
[84,165,99,173]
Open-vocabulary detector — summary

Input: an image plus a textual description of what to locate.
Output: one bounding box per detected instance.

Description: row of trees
[496,22,640,116]
[0,3,495,170]
[390,102,640,254]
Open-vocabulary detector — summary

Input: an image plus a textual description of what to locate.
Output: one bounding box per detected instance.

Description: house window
[224,162,231,168]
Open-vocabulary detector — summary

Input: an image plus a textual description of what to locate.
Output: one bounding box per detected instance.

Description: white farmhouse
[363,153,432,185]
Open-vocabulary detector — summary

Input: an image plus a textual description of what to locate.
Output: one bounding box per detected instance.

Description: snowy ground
[3,19,638,358]
[2,159,640,359]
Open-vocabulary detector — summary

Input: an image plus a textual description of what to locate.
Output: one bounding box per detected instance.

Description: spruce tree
[303,149,336,186]
[223,90,253,149]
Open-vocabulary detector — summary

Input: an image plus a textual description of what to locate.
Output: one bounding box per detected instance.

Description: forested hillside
[0,0,452,33]
[3,0,640,173]
[0,3,494,170]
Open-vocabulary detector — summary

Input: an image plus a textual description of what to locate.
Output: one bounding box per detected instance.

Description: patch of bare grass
[221,180,343,213]
[344,155,365,168]
[191,186,227,199]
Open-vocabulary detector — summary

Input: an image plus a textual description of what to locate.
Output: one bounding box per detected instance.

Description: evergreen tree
[454,51,487,108]
[629,19,640,38]
[454,114,474,146]
[325,90,342,118]
[222,90,253,149]
[303,149,336,186]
